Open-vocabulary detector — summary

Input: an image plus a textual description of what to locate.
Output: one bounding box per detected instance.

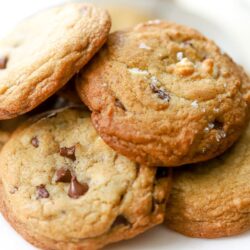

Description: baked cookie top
[0,3,111,119]
[76,21,250,166]
[165,122,250,238]
[0,108,171,250]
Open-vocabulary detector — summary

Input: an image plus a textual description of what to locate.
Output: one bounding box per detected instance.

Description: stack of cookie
[0,3,249,250]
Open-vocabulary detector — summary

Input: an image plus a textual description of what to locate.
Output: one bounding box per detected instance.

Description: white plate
[0,1,249,250]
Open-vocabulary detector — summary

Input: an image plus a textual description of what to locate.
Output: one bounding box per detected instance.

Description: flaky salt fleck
[216,130,227,142]
[176,52,183,61]
[139,43,151,50]
[191,100,198,108]
[128,68,149,76]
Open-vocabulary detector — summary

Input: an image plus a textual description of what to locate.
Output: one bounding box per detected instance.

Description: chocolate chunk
[150,83,170,101]
[36,185,49,199]
[156,167,168,179]
[31,136,39,148]
[68,176,89,199]
[55,168,72,183]
[59,146,76,161]
[115,98,126,111]
[0,56,7,69]
[111,215,130,228]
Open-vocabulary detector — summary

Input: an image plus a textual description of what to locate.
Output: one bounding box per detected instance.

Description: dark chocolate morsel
[59,146,76,161]
[55,168,72,183]
[36,185,49,199]
[68,176,89,199]
[31,136,39,148]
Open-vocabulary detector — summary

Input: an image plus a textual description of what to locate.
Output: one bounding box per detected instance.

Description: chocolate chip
[156,167,169,179]
[115,98,126,111]
[111,215,130,228]
[55,168,72,183]
[59,146,76,161]
[0,56,7,69]
[68,176,89,199]
[36,185,49,199]
[31,136,39,148]
[150,83,170,101]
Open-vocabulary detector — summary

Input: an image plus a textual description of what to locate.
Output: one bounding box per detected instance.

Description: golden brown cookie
[165,122,250,238]
[76,21,250,167]
[0,108,171,250]
[0,3,110,119]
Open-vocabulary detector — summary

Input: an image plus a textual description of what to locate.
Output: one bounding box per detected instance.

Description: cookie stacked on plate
[0,2,249,250]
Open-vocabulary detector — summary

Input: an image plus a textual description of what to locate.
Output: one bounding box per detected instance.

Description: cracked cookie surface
[0,3,110,119]
[165,122,250,238]
[76,21,250,167]
[0,108,171,250]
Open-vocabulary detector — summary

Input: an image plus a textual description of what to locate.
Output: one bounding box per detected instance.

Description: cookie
[165,122,250,238]
[0,3,111,119]
[76,21,250,167]
[0,108,171,250]
[107,6,153,32]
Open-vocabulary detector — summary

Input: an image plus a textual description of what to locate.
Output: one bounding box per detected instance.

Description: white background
[0,0,250,249]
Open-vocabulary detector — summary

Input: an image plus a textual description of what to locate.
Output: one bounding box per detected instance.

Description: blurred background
[0,0,249,70]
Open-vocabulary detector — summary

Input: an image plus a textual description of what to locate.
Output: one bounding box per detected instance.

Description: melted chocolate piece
[31,136,39,148]
[0,56,7,69]
[115,98,126,111]
[36,185,49,199]
[68,176,89,199]
[59,146,76,161]
[55,168,72,183]
[111,215,130,228]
